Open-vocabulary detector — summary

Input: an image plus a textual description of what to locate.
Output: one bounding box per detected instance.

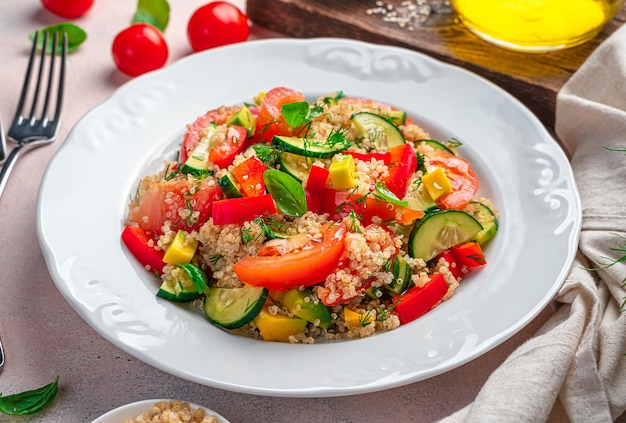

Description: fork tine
[27,31,48,122]
[40,31,58,123]
[52,33,67,125]
[12,31,40,125]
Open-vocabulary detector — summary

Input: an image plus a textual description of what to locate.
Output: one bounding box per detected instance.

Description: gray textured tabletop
[0,1,560,422]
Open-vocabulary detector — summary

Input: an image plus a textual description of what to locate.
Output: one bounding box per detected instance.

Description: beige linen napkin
[440,24,626,423]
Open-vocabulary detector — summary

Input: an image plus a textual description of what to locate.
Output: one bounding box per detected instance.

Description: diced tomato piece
[179,106,238,164]
[212,194,277,225]
[127,179,221,235]
[347,151,391,164]
[233,223,346,291]
[304,165,329,213]
[255,87,306,143]
[208,125,247,168]
[426,149,479,210]
[232,156,268,197]
[121,225,165,274]
[394,273,448,324]
[383,143,417,200]
[451,242,486,271]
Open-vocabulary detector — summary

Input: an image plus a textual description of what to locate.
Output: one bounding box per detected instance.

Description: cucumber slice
[385,255,413,296]
[182,123,218,175]
[218,173,243,198]
[157,275,200,303]
[408,210,483,262]
[468,201,499,245]
[279,152,311,183]
[350,112,405,151]
[204,286,268,329]
[272,135,348,158]
[420,139,455,155]
[406,183,437,212]
[386,110,407,126]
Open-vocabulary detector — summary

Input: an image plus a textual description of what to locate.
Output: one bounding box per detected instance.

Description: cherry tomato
[233,222,346,291]
[179,106,239,164]
[127,179,221,235]
[187,2,250,52]
[112,23,169,77]
[41,0,94,18]
[208,125,248,168]
[255,87,305,143]
[426,149,479,210]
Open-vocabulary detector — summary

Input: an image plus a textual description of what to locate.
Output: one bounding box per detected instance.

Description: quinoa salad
[121,86,500,343]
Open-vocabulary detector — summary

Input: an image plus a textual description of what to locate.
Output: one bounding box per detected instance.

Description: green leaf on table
[264,169,307,217]
[132,0,171,32]
[29,24,87,54]
[0,376,59,415]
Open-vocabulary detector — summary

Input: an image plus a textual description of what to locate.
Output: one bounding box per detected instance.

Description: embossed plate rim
[36,38,581,397]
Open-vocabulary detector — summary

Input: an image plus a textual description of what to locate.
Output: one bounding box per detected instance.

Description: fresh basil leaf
[29,24,87,54]
[0,376,59,415]
[132,0,170,32]
[375,181,408,207]
[177,263,209,296]
[281,102,310,127]
[264,169,307,217]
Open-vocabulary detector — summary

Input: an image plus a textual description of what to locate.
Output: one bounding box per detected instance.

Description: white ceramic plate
[37,38,581,397]
[91,399,229,423]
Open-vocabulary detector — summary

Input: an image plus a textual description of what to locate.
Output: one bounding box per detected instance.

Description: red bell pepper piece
[394,273,448,324]
[121,225,165,274]
[451,242,486,271]
[304,165,329,213]
[383,143,417,199]
[436,249,463,280]
[212,194,277,225]
[232,156,268,197]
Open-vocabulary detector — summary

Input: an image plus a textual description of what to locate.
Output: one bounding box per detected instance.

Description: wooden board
[246,0,626,133]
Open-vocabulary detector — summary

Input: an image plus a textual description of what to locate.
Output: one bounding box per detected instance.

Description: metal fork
[0,30,67,200]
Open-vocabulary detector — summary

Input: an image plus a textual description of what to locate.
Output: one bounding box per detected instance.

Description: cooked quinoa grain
[124,400,218,423]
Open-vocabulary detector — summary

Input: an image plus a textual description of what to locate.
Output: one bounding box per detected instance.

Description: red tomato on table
[233,222,346,291]
[112,24,168,77]
[41,0,93,18]
[187,2,250,52]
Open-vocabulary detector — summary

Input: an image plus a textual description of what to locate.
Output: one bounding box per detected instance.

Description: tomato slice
[179,106,238,164]
[121,225,165,274]
[212,194,277,225]
[232,156,268,197]
[233,222,346,291]
[127,179,221,235]
[383,143,417,200]
[208,125,247,168]
[426,149,479,210]
[394,273,448,324]
[255,87,305,143]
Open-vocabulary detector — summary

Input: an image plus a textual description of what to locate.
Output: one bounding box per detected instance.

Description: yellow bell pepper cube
[344,307,375,329]
[254,306,308,342]
[163,230,198,265]
[329,154,356,190]
[422,167,453,201]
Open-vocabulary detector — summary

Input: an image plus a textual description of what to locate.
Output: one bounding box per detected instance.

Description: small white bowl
[91,399,230,423]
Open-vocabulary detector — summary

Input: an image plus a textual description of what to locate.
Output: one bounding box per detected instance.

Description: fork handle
[0,144,24,200]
